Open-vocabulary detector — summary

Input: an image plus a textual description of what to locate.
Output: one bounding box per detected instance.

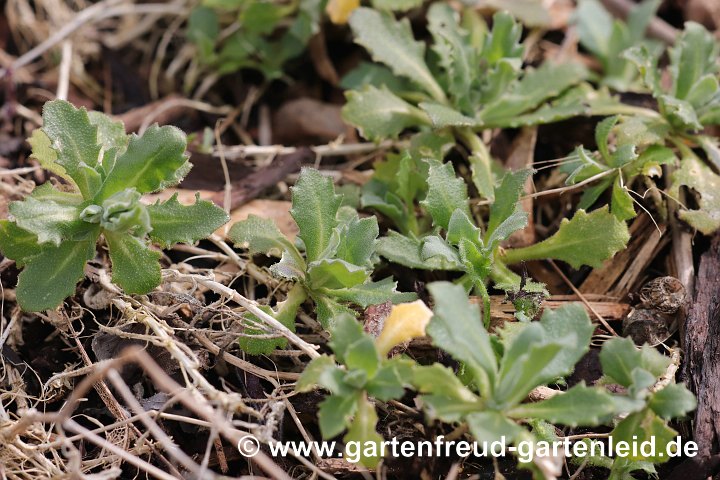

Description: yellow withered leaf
[326,0,360,25]
[375,300,432,356]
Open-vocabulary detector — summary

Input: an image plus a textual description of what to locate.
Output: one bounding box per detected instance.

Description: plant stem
[473,280,492,329]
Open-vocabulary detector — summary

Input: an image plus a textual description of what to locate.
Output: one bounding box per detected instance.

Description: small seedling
[0,100,229,312]
[229,167,414,354]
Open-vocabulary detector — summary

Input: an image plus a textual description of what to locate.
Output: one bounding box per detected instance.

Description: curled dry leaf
[374,299,432,356]
[326,0,360,25]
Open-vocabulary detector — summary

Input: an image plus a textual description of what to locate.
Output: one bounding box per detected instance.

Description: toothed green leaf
[40,100,102,199]
[307,259,369,290]
[669,154,720,234]
[426,282,497,398]
[413,363,481,422]
[147,193,229,247]
[507,383,618,426]
[9,195,83,246]
[649,384,697,420]
[377,231,463,271]
[16,236,97,312]
[343,86,429,141]
[97,124,189,200]
[105,231,162,295]
[348,7,445,102]
[502,207,630,269]
[290,168,343,262]
[319,393,359,439]
[421,162,471,231]
[0,221,44,267]
[229,214,299,259]
[321,277,415,308]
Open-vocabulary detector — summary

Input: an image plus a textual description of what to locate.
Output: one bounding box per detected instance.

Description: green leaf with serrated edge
[340,61,413,93]
[595,116,619,162]
[16,236,97,312]
[426,282,497,399]
[427,3,477,110]
[421,162,470,231]
[458,238,492,282]
[627,0,661,43]
[478,63,587,125]
[534,303,594,381]
[466,411,524,444]
[97,124,188,201]
[238,305,284,355]
[148,193,228,248]
[343,394,384,467]
[290,168,342,262]
[660,95,702,130]
[366,357,413,401]
[686,74,719,110]
[418,102,478,128]
[0,221,44,267]
[649,384,696,419]
[622,44,662,93]
[328,313,366,363]
[307,259,368,290]
[507,383,617,426]
[41,100,102,199]
[28,129,67,180]
[413,364,480,422]
[269,250,305,280]
[105,231,162,295]
[30,183,84,205]
[491,94,588,128]
[333,214,378,267]
[322,277,416,308]
[87,111,128,172]
[319,393,359,439]
[495,329,564,406]
[599,337,642,387]
[501,207,630,269]
[639,344,671,378]
[343,86,429,141]
[421,235,462,266]
[9,196,83,246]
[575,0,613,59]
[669,154,720,234]
[611,178,636,221]
[481,11,523,65]
[487,204,528,250]
[670,22,719,101]
[228,214,299,259]
[315,295,356,329]
[470,151,496,202]
[447,209,481,246]
[345,337,380,377]
[296,355,340,392]
[409,131,454,161]
[361,182,406,230]
[486,169,532,240]
[348,7,446,102]
[611,409,677,462]
[377,231,464,271]
[396,154,426,206]
[239,284,306,355]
